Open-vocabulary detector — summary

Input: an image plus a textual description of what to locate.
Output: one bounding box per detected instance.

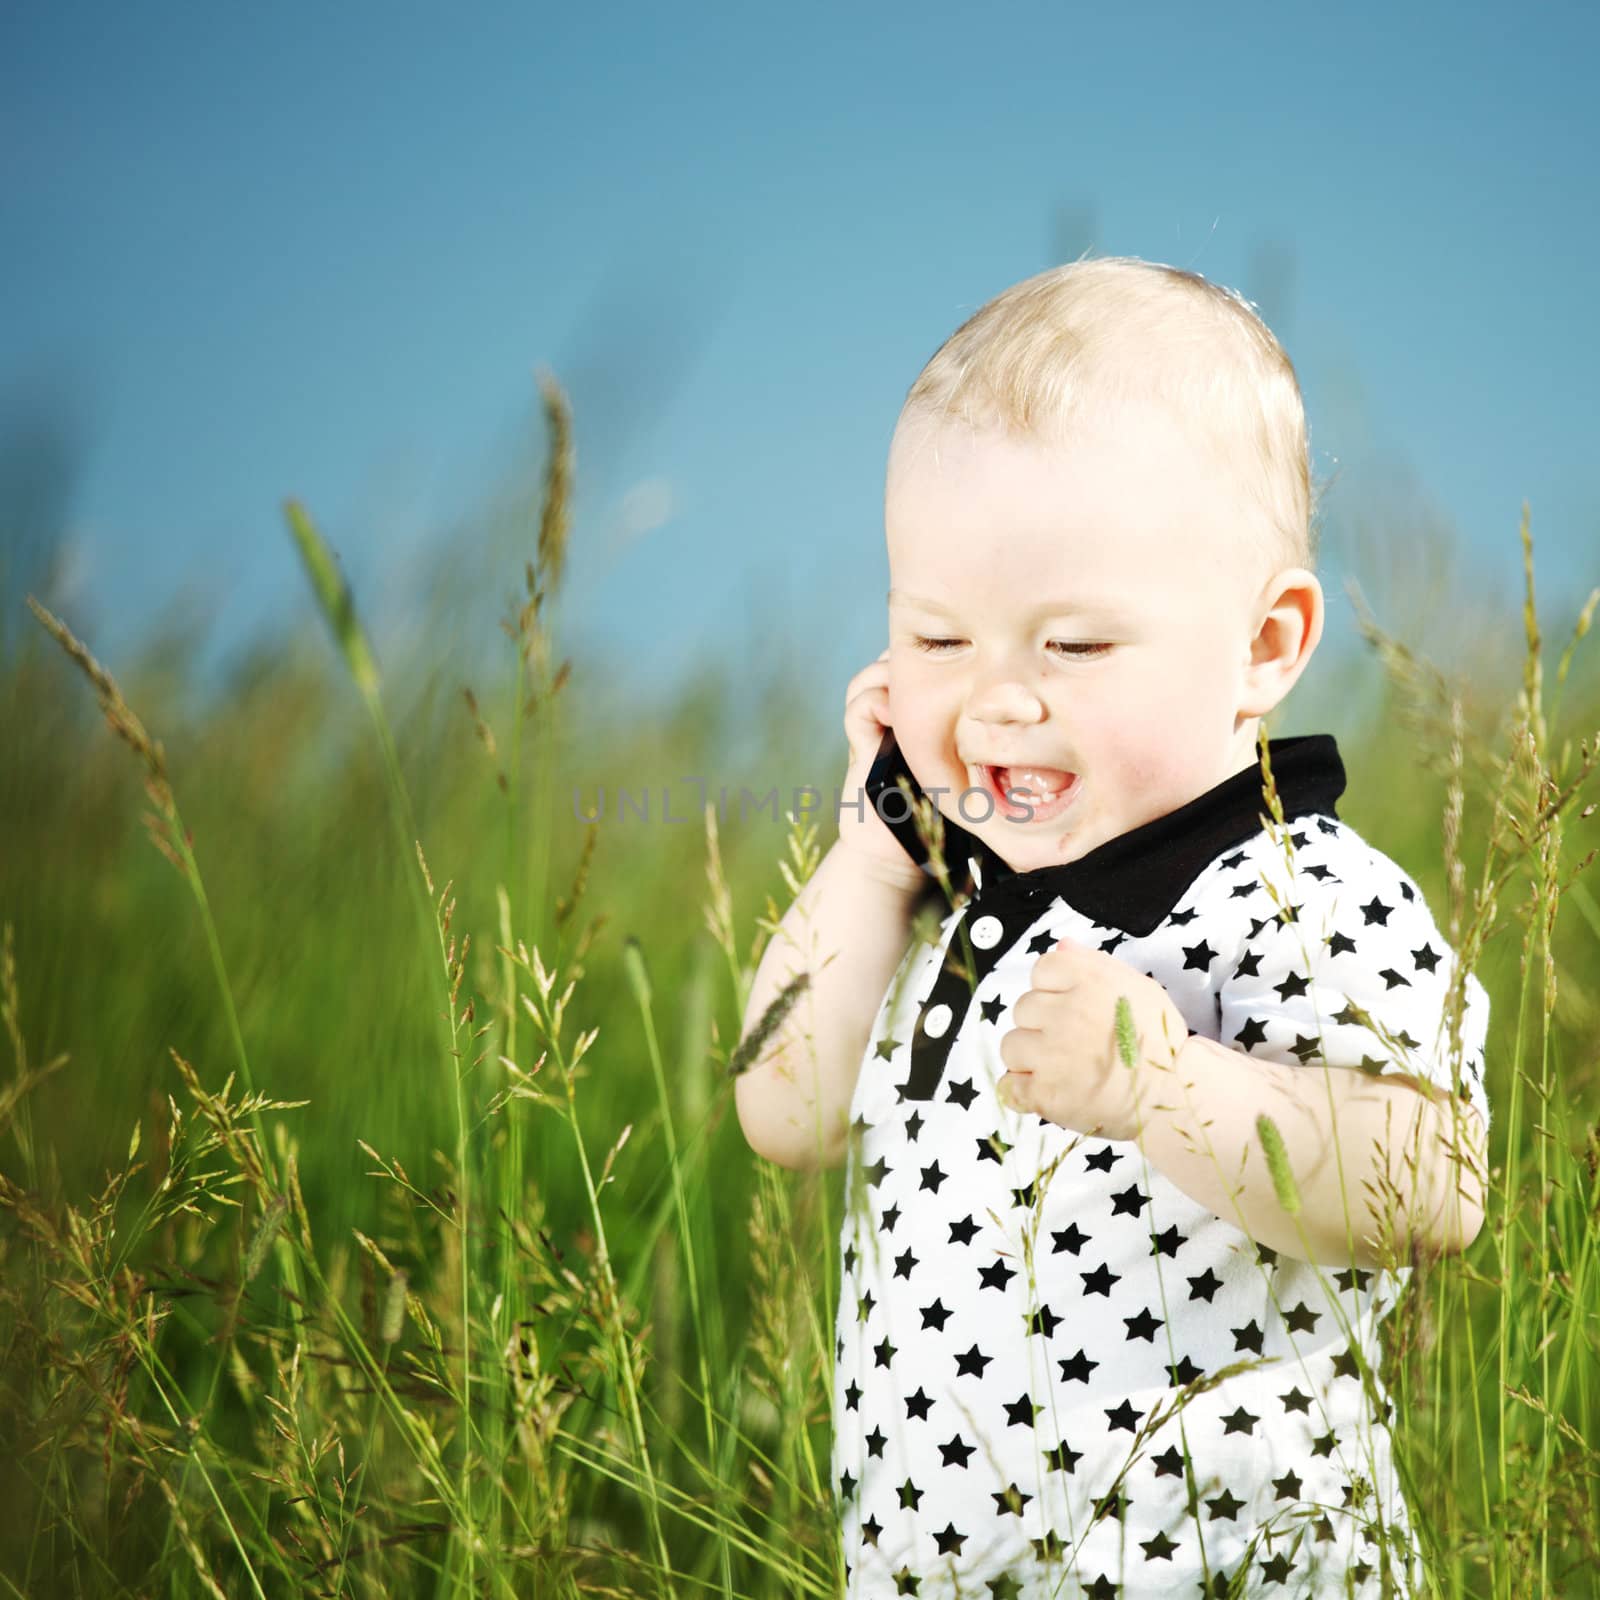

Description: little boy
[734,256,1492,1600]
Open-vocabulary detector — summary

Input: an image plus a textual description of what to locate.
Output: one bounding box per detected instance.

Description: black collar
[865,733,1346,937]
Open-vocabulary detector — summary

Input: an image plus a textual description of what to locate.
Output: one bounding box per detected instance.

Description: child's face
[885,404,1274,875]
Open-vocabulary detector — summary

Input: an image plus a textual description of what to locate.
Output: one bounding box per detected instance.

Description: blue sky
[5,1,1596,734]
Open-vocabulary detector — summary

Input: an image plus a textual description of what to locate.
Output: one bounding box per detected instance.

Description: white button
[923,1003,953,1039]
[970,915,1003,949]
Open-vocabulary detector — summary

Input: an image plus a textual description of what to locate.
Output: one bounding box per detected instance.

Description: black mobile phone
[864,729,983,883]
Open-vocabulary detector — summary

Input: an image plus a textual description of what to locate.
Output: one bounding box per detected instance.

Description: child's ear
[1238,568,1324,718]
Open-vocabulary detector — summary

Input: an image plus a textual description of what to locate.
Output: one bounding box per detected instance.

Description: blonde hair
[894,255,1318,577]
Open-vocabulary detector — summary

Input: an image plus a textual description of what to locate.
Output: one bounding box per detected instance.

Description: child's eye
[909,637,1112,659]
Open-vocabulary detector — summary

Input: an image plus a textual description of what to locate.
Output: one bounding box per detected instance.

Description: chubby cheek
[887,661,961,785]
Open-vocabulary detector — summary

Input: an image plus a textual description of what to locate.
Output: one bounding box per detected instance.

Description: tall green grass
[1,377,1597,1597]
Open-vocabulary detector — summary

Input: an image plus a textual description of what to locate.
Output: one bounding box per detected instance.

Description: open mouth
[976,764,1080,822]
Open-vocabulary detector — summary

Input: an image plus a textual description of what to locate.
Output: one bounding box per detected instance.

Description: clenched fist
[997,938,1193,1144]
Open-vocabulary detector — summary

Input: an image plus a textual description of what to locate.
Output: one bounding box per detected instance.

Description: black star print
[1030,1530,1067,1563]
[1291,1033,1321,1063]
[1100,931,1126,953]
[1090,1490,1124,1523]
[939,1433,975,1467]
[948,1213,979,1244]
[1081,1262,1120,1297]
[904,1387,933,1421]
[1283,1300,1322,1334]
[1328,929,1358,956]
[1233,1319,1264,1354]
[873,1336,896,1368]
[1010,1177,1040,1209]
[945,1077,978,1110]
[893,1248,917,1280]
[1260,1551,1293,1585]
[1229,878,1258,899]
[1220,1405,1260,1437]
[992,1482,1032,1516]
[1187,1267,1224,1302]
[1281,1386,1312,1414]
[1234,1016,1268,1051]
[1312,1429,1337,1458]
[920,1298,951,1330]
[1183,940,1217,971]
[1003,1393,1040,1427]
[857,1289,875,1323]
[843,1242,857,1273]
[896,1477,921,1511]
[987,1575,1022,1600]
[1167,1353,1203,1385]
[1274,970,1310,1000]
[1149,1223,1183,1257]
[918,1159,947,1193]
[1124,1306,1163,1342]
[865,1424,887,1458]
[1141,1528,1179,1561]
[1413,942,1441,972]
[1057,1348,1098,1384]
[1168,906,1198,925]
[1360,895,1392,925]
[1271,1468,1303,1500]
[1084,1145,1121,1172]
[1379,967,1411,989]
[863,1156,888,1189]
[1110,1181,1148,1217]
[839,1469,856,1502]
[881,1201,901,1232]
[904,1109,924,1141]
[1043,1437,1083,1472]
[1207,1486,1245,1520]
[1234,949,1263,978]
[979,995,1005,1024]
[978,1257,1017,1292]
[977,1131,1011,1164]
[860,1512,881,1546]
[874,1035,901,1061]
[954,1344,992,1379]
[1105,1399,1143,1433]
[845,1379,861,1411]
[933,1522,966,1556]
[1153,1445,1186,1478]
[1052,1221,1090,1254]
[1220,850,1246,868]
[1026,1302,1061,1338]
[1305,862,1335,880]
[1085,1574,1118,1599]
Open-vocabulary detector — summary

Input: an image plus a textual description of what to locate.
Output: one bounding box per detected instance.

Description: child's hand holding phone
[839,648,930,894]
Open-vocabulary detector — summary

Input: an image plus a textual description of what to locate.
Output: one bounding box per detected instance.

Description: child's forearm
[1132,1034,1488,1270]
[735,840,931,1171]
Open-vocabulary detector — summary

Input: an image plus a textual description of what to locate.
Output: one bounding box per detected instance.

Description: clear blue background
[5,0,1596,730]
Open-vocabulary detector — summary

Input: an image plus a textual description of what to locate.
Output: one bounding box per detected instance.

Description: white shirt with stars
[832,735,1492,1600]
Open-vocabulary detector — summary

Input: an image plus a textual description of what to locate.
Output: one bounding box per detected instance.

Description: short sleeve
[1215,829,1492,1145]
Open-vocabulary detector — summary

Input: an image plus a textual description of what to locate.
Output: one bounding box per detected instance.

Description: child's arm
[1131,1037,1487,1270]
[734,838,931,1171]
[734,647,935,1171]
[1155,839,1494,1271]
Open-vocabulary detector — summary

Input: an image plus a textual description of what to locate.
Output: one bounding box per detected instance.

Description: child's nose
[966,676,1046,724]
